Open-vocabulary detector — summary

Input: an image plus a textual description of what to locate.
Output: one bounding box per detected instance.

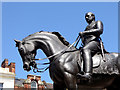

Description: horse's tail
[116,53,120,72]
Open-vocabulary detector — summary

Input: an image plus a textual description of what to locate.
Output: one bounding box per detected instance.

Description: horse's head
[14,40,37,71]
[14,31,71,72]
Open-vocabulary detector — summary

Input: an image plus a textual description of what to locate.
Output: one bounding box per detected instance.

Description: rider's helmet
[85,12,95,24]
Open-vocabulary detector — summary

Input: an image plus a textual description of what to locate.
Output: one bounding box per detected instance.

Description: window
[0,83,3,90]
[31,81,37,90]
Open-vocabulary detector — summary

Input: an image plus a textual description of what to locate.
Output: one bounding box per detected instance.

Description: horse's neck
[34,34,67,57]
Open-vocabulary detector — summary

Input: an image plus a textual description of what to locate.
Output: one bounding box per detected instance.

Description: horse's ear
[14,39,21,47]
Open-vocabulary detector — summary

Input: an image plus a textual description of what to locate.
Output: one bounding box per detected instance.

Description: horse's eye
[22,42,25,45]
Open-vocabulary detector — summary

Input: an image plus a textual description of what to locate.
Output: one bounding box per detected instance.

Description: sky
[1,2,118,83]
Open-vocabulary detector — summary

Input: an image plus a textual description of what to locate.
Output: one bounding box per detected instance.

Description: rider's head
[85,12,95,24]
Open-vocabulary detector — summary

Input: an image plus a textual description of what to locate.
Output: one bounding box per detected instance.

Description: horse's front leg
[64,72,77,90]
[53,83,66,90]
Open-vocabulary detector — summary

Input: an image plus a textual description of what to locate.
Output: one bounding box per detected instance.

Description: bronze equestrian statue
[14,13,120,90]
[77,12,103,80]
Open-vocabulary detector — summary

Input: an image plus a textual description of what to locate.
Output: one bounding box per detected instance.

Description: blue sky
[2,2,118,83]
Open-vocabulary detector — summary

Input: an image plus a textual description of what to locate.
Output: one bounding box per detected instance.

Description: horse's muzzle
[23,62,31,71]
[29,61,37,68]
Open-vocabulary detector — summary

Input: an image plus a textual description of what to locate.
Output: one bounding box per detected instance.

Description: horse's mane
[23,31,70,47]
[52,32,70,46]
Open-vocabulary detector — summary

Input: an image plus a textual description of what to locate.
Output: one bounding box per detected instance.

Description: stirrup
[77,73,92,80]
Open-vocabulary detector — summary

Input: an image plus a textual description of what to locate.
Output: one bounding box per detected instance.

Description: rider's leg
[81,47,92,79]
[78,41,100,79]
[83,48,92,74]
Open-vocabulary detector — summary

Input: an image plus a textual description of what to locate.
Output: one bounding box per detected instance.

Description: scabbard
[100,40,106,62]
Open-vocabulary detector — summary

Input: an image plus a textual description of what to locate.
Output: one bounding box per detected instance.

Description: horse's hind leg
[53,83,66,90]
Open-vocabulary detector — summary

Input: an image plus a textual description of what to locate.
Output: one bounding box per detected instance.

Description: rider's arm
[82,21,103,36]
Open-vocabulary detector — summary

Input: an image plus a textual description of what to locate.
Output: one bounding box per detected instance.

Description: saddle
[79,39,108,69]
[81,53,102,68]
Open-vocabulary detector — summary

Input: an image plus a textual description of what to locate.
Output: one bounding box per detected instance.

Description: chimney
[8,62,15,73]
[1,59,15,73]
[1,59,8,68]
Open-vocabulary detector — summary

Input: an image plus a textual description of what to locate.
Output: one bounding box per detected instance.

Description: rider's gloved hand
[79,32,84,37]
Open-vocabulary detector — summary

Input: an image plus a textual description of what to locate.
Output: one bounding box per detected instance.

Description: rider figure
[78,12,103,79]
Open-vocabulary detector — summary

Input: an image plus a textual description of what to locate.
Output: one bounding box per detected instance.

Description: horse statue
[14,31,120,90]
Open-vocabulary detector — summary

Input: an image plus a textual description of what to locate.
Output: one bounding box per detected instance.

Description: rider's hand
[79,32,84,37]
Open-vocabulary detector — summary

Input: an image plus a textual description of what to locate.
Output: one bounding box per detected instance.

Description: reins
[32,35,81,73]
[33,35,80,61]
[32,35,105,73]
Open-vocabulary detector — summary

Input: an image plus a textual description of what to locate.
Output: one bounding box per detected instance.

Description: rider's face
[85,14,95,24]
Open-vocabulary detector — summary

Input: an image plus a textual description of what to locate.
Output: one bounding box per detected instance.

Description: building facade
[0,59,15,89]
[0,59,53,90]
[15,74,53,90]
[15,74,45,89]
